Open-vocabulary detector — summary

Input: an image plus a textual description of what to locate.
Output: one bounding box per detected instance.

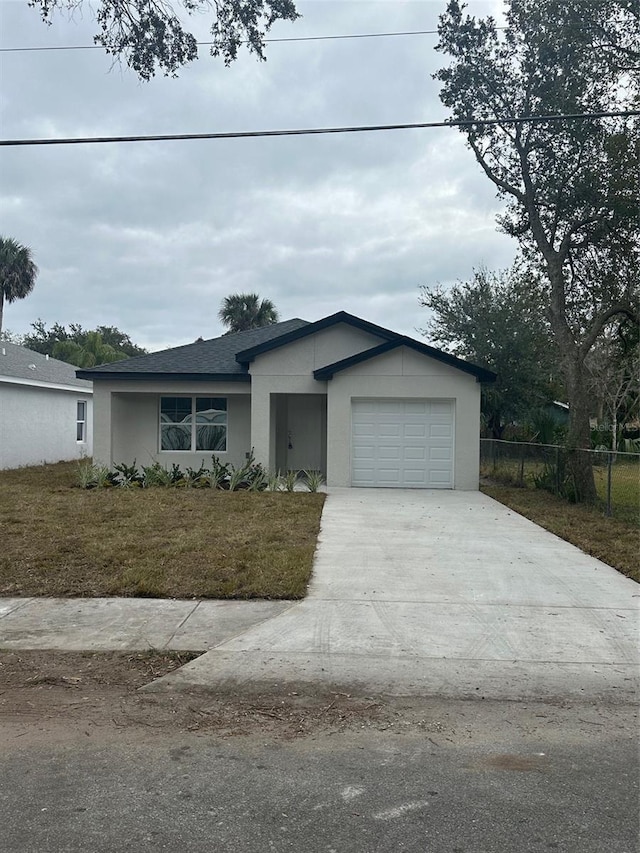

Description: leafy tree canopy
[435,0,640,498]
[22,320,147,366]
[420,266,559,438]
[218,293,280,334]
[30,0,300,80]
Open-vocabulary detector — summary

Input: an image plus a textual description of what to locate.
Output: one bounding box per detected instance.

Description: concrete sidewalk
[1,489,638,701]
[0,598,291,651]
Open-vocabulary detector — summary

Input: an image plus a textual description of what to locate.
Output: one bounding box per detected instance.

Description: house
[0,343,93,470]
[77,312,495,489]
[546,400,570,426]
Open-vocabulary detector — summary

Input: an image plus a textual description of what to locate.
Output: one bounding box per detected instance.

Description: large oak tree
[30,0,300,80]
[435,0,640,499]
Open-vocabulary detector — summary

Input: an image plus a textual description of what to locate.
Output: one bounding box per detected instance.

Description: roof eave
[75,371,251,383]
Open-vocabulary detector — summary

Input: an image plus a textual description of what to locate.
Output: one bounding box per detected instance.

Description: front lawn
[0,462,325,599]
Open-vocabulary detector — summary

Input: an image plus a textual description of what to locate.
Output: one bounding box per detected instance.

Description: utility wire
[2,19,628,54]
[1,111,636,147]
[2,29,445,53]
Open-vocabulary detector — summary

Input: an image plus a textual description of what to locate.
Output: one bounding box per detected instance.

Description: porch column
[250,380,276,471]
[92,384,113,467]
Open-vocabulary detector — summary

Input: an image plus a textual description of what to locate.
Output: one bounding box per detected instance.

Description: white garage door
[351,400,453,488]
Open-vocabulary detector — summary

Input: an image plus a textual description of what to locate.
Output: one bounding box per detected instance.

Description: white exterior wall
[0,382,93,469]
[92,379,251,469]
[248,324,378,469]
[325,348,481,489]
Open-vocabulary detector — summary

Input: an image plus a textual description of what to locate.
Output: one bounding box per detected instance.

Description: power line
[1,111,636,148]
[2,29,444,53]
[2,18,629,55]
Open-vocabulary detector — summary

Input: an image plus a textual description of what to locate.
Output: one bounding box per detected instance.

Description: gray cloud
[1,0,515,350]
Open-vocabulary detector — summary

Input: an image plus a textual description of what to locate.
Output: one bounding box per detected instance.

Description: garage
[351,399,454,488]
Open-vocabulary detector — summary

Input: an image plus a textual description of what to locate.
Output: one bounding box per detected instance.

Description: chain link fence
[480,439,640,524]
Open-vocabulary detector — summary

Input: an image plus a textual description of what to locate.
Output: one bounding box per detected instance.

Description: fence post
[606,452,613,517]
[555,446,560,495]
[518,442,525,486]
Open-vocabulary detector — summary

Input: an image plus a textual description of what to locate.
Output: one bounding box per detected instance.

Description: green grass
[482,482,639,583]
[481,458,639,524]
[0,462,325,599]
[592,463,639,521]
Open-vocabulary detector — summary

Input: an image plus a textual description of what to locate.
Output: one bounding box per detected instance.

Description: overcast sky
[0,0,516,352]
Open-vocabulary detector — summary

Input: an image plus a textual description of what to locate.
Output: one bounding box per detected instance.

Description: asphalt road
[1,697,638,853]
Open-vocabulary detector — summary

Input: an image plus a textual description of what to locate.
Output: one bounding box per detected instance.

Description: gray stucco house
[1,343,93,470]
[78,312,495,489]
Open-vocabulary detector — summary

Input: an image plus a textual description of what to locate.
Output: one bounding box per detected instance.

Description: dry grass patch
[0,462,325,598]
[482,483,639,583]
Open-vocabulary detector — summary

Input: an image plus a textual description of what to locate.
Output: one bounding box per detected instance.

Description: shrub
[208,456,231,489]
[282,470,298,492]
[184,463,209,487]
[113,461,143,488]
[141,462,171,488]
[266,470,283,492]
[76,459,115,489]
[303,470,325,492]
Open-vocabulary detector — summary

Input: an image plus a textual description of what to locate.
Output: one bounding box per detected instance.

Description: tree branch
[580,303,640,359]
[466,135,525,202]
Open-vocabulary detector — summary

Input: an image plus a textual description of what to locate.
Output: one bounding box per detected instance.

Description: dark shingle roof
[0,343,92,389]
[76,313,496,384]
[235,311,496,383]
[76,319,310,381]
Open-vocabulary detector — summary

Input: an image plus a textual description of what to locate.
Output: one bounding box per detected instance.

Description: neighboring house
[0,343,93,470]
[78,312,495,489]
[546,400,570,426]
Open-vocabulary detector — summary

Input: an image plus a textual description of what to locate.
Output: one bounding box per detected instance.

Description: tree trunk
[0,290,4,338]
[488,413,504,440]
[545,259,597,503]
[563,358,597,503]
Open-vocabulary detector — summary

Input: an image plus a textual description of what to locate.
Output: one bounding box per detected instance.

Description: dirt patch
[0,649,201,690]
[0,650,395,745]
[2,651,637,754]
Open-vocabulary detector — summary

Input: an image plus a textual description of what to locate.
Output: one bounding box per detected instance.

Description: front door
[286,395,327,473]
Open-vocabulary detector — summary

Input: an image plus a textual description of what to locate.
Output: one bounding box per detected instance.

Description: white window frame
[76,400,87,443]
[159,396,228,453]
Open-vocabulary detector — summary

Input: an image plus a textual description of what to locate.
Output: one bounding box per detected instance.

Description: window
[160,397,227,452]
[76,401,87,442]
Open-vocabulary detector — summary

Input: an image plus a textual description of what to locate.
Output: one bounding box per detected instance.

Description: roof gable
[235,311,396,365]
[313,339,496,383]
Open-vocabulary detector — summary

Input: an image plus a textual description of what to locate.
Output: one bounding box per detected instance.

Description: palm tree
[0,237,39,336]
[218,293,279,334]
[52,332,121,367]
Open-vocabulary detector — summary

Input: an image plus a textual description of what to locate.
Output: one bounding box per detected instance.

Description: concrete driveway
[152,488,639,700]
